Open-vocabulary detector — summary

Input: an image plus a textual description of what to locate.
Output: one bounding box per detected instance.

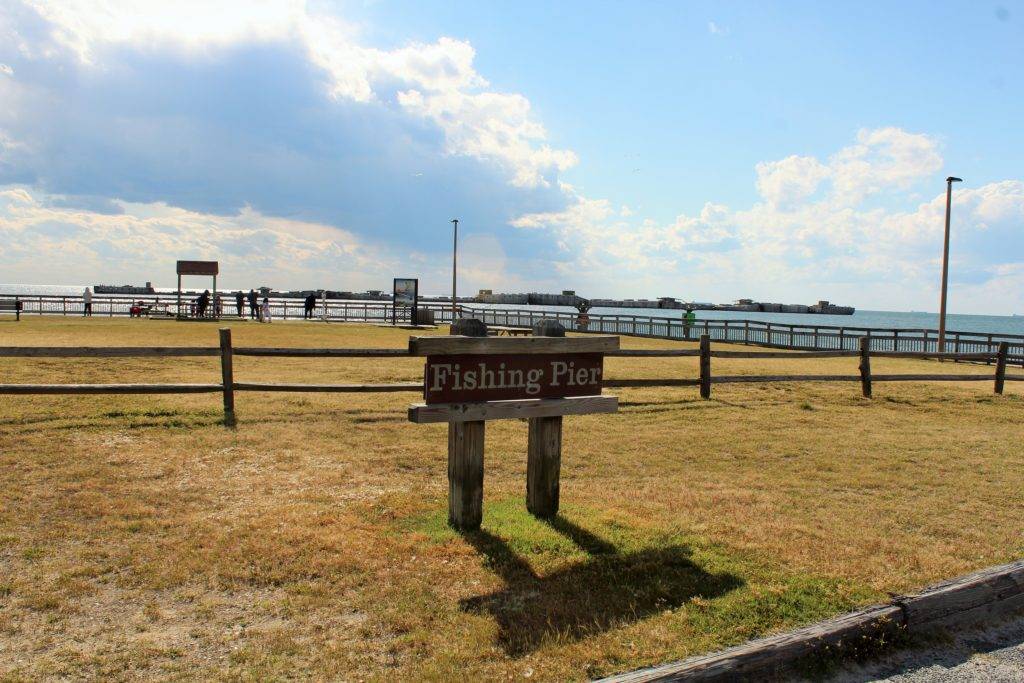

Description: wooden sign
[408,334,620,530]
[423,353,603,404]
[176,260,219,276]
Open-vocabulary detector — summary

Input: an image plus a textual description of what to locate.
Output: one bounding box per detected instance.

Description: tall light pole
[937,176,962,352]
[450,218,459,320]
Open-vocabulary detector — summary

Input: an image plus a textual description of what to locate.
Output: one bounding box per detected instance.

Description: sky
[0,1,1022,313]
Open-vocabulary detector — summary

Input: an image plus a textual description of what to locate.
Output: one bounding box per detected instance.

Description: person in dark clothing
[304,292,317,319]
[197,289,210,318]
[248,289,258,319]
[235,291,244,317]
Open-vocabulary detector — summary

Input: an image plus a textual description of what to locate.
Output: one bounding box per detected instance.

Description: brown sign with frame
[176,260,219,276]
[408,334,619,530]
[424,352,603,404]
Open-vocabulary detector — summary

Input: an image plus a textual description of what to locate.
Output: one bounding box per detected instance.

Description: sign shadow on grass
[459,516,744,656]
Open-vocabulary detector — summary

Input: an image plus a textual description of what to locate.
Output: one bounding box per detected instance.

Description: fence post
[219,328,236,426]
[699,334,711,399]
[859,336,872,398]
[994,341,1008,395]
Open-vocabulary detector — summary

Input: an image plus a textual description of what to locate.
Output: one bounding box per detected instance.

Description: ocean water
[3,283,1022,337]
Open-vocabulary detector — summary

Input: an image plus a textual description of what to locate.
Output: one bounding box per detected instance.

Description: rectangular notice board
[424,352,603,404]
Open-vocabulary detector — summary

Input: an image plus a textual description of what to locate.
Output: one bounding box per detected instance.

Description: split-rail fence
[0,331,1018,425]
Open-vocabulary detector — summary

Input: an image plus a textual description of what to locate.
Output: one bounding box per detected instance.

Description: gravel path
[820,613,1024,682]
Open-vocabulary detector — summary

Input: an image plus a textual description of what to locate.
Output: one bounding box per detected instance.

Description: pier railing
[0,293,457,324]
[459,306,1024,368]
[0,331,1020,425]
[3,294,1021,368]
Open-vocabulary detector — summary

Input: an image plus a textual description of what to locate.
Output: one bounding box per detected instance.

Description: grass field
[1,317,1022,681]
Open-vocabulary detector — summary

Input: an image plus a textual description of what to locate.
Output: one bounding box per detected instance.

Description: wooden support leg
[448,420,485,530]
[527,415,562,518]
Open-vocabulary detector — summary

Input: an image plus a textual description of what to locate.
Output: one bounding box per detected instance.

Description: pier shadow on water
[459,517,744,656]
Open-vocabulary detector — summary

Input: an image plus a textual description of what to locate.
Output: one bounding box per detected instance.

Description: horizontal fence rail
[0,331,1020,425]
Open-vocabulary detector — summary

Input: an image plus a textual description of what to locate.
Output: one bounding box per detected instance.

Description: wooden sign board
[408,334,620,530]
[176,260,219,276]
[424,352,603,404]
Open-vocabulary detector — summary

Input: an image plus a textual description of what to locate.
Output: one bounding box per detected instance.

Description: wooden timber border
[4,294,1023,368]
[0,333,1021,423]
[601,558,1024,682]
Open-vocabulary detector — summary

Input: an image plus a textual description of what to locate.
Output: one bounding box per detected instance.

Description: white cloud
[22,0,307,61]
[11,0,575,189]
[829,127,942,204]
[755,155,830,206]
[0,186,396,289]
[512,128,1024,313]
[708,21,728,36]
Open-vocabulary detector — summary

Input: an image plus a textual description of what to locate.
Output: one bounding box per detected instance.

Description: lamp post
[450,218,459,320]
[937,176,962,352]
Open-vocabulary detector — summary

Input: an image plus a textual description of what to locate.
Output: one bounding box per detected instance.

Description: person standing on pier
[82,287,93,316]
[197,289,210,318]
[235,291,244,317]
[304,292,316,319]
[260,296,271,323]
[248,289,258,319]
[683,308,696,339]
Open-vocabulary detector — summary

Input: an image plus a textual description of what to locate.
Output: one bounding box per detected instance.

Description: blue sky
[1,1,1022,313]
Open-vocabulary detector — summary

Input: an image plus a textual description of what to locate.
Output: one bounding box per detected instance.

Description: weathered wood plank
[896,559,1024,629]
[408,395,618,423]
[872,351,996,360]
[712,374,993,384]
[234,382,420,392]
[448,420,485,531]
[0,347,219,357]
[526,415,562,518]
[712,374,862,383]
[0,383,222,394]
[601,604,905,682]
[604,378,701,387]
[609,349,701,357]
[872,374,993,382]
[409,335,619,356]
[232,347,409,357]
[711,350,857,359]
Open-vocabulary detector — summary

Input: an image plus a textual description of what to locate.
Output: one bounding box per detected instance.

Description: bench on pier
[487,325,532,337]
[0,299,22,321]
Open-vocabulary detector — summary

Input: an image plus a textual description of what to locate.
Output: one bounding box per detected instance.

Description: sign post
[176,260,220,319]
[408,335,619,530]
